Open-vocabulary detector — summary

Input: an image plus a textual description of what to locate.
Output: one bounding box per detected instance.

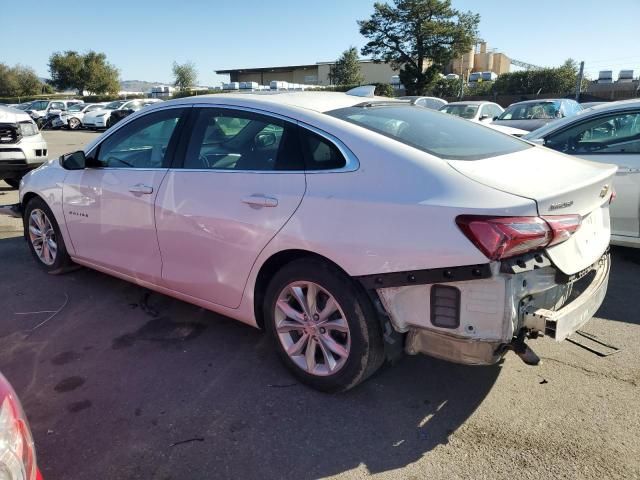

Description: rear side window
[328,105,530,161]
[299,128,346,170]
[182,108,304,171]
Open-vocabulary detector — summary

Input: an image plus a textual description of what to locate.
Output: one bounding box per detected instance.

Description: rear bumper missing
[522,253,610,341]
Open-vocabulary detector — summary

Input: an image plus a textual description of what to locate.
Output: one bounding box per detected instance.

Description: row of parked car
[5,98,163,130]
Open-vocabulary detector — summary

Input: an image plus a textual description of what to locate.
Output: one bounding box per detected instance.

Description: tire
[4,178,20,189]
[264,258,385,392]
[24,197,74,274]
[68,117,81,130]
[106,117,113,129]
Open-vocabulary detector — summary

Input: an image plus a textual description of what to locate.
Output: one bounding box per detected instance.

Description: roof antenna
[345,85,376,98]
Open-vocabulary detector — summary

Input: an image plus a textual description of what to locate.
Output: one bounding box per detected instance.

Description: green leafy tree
[0,63,20,97]
[492,59,586,96]
[49,51,119,95]
[172,61,198,91]
[329,47,364,85]
[359,0,479,95]
[13,65,43,95]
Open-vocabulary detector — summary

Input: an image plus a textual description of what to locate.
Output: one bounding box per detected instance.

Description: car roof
[509,99,568,106]
[163,91,399,113]
[525,99,640,139]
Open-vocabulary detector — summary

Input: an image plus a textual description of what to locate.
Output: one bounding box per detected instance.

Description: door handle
[128,184,154,194]
[241,194,278,207]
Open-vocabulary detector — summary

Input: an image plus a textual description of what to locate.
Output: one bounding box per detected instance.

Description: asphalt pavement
[0,131,639,479]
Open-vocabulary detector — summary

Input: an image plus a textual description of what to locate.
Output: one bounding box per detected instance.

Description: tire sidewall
[264,259,382,392]
[24,197,70,274]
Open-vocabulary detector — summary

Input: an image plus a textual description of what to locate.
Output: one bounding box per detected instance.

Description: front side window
[94,108,185,168]
[498,102,561,121]
[329,105,530,161]
[183,108,303,171]
[104,101,126,110]
[30,101,48,111]
[545,111,640,154]
[50,102,65,110]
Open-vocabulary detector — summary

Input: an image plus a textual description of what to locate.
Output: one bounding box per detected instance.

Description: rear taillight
[0,374,38,480]
[456,215,582,261]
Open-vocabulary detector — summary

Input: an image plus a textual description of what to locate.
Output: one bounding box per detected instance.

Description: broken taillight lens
[456,215,582,261]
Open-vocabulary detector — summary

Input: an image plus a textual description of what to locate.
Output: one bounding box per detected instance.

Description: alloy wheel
[274,281,351,376]
[28,209,57,266]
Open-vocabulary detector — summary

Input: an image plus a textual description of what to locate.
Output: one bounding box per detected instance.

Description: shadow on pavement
[595,247,639,325]
[0,235,501,479]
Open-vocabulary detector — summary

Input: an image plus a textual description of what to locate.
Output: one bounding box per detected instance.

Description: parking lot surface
[1,131,639,479]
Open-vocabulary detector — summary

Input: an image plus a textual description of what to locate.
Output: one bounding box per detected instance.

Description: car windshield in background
[327,105,530,160]
[68,104,85,112]
[440,104,479,119]
[105,101,126,110]
[498,102,561,121]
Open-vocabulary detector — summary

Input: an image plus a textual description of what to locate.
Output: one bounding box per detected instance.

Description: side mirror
[479,115,489,121]
[493,116,499,121]
[60,150,86,170]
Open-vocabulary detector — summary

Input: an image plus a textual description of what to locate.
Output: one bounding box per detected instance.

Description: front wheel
[264,258,385,392]
[24,197,74,274]
[68,117,81,130]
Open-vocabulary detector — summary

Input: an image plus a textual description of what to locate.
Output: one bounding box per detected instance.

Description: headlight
[18,122,39,136]
[0,373,38,480]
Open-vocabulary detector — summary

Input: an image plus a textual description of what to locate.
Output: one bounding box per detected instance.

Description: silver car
[493,99,583,132]
[525,99,640,248]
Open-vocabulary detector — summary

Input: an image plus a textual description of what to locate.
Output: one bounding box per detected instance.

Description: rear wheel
[24,197,73,274]
[264,258,384,392]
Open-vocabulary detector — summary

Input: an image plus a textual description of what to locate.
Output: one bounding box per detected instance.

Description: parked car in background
[398,96,448,110]
[26,99,83,126]
[10,102,34,111]
[439,101,528,136]
[82,99,161,129]
[525,99,640,248]
[107,98,163,127]
[492,99,583,132]
[0,105,47,189]
[50,103,107,130]
[580,101,606,110]
[0,372,42,480]
[4,92,615,391]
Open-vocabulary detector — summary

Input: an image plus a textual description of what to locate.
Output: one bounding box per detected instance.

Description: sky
[1,0,639,87]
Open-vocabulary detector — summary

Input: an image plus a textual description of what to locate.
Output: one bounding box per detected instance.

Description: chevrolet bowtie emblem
[599,184,609,198]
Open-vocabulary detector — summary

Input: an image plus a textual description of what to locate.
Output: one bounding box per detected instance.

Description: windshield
[68,104,85,112]
[104,101,126,110]
[440,104,479,119]
[498,101,561,121]
[16,103,32,110]
[327,105,530,160]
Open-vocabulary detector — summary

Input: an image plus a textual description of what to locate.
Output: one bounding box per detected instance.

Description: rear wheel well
[253,250,350,329]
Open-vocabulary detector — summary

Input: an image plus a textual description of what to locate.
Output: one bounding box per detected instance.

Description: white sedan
[82,99,161,129]
[525,99,640,248]
[440,101,528,136]
[3,91,615,391]
[50,103,107,129]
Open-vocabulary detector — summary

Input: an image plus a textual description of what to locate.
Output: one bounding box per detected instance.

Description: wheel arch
[253,249,352,329]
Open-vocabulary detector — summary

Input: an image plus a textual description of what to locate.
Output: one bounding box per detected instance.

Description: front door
[155,106,307,308]
[63,107,187,283]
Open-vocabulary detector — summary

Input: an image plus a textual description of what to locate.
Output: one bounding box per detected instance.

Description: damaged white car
[3,91,615,392]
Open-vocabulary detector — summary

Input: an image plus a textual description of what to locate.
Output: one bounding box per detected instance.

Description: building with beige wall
[447,42,511,77]
[216,59,400,87]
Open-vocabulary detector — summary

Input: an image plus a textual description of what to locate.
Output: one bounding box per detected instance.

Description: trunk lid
[449,146,617,274]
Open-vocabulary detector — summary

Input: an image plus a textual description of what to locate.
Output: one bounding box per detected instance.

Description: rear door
[544,110,640,239]
[155,106,306,308]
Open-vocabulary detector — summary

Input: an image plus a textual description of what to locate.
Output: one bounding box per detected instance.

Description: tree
[13,65,43,95]
[173,61,198,91]
[329,47,364,85]
[0,63,46,97]
[359,0,479,95]
[49,51,119,95]
[492,59,587,96]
